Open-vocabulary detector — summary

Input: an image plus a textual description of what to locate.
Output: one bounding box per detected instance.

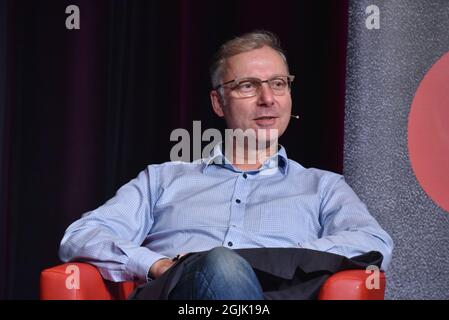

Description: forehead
[224,46,288,79]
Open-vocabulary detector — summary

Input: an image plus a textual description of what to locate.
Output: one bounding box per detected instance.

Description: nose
[256,82,275,107]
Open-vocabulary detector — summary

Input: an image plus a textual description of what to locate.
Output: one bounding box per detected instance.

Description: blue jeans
[168,247,264,300]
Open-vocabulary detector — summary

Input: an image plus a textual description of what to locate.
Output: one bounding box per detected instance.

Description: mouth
[253,116,278,126]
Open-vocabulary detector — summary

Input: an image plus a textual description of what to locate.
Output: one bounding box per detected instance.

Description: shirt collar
[203,142,289,175]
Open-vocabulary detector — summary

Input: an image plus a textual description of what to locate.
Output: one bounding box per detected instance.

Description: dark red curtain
[0,0,348,299]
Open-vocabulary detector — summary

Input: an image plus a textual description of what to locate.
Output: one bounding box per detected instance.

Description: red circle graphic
[408,51,449,213]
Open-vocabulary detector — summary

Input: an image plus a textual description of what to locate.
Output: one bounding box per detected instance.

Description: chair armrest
[318,270,386,300]
[41,264,384,300]
[40,262,136,300]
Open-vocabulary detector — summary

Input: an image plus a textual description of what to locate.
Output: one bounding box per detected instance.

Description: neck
[224,139,278,171]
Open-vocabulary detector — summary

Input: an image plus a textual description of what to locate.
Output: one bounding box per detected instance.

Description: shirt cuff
[126,247,169,282]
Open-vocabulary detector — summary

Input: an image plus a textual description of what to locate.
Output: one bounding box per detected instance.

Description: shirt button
[235,199,241,204]
[243,173,247,179]
[227,241,233,247]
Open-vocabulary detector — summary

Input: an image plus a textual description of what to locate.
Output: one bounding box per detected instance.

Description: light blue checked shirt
[59,144,393,282]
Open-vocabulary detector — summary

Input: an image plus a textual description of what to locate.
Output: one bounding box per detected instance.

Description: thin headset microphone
[290,115,299,119]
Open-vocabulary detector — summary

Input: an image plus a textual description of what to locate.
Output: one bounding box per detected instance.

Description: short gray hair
[210,30,289,90]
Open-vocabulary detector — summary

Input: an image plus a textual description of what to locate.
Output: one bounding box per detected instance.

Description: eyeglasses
[214,75,295,98]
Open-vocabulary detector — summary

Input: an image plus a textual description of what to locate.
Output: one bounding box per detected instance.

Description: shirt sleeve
[58,166,167,282]
[300,174,394,271]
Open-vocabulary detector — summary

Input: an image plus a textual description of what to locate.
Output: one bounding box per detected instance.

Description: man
[59,31,393,300]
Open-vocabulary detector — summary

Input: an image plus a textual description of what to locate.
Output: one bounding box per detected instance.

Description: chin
[255,128,280,146]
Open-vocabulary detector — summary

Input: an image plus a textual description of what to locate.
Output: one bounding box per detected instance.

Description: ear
[210,90,225,118]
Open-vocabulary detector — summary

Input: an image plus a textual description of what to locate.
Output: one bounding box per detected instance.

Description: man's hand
[149,258,176,279]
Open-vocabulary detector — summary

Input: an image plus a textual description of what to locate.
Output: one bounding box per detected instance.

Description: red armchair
[40,262,386,300]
